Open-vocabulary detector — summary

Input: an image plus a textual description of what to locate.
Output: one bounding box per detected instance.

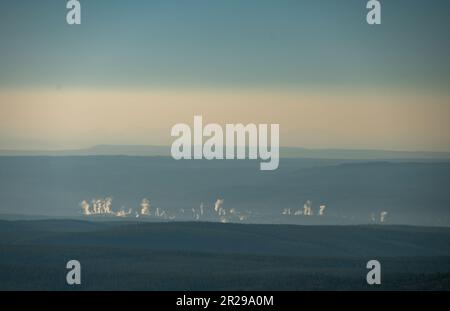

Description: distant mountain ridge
[1,145,450,159]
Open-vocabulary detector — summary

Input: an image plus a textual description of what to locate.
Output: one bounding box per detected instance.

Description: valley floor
[1,220,449,290]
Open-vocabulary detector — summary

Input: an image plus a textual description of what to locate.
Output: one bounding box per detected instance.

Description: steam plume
[303,200,313,216]
[140,198,151,216]
[319,205,326,216]
[380,211,388,223]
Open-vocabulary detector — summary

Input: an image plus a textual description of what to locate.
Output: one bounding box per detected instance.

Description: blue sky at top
[0,0,449,89]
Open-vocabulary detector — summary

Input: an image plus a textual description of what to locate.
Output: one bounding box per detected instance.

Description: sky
[0,0,449,151]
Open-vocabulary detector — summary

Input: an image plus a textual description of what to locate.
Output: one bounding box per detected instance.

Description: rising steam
[281,200,327,218]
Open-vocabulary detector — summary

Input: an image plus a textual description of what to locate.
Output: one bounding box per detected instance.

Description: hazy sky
[0,0,449,151]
